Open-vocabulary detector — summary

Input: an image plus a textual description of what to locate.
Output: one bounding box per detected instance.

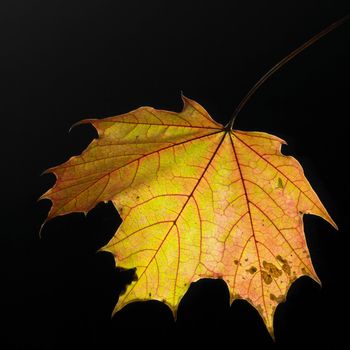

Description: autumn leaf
[41,95,336,336]
[40,16,349,337]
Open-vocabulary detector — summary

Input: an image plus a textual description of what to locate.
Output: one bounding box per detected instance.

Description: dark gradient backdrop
[1,1,349,349]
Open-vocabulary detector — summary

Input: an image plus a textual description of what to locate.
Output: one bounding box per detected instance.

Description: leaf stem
[226,14,350,130]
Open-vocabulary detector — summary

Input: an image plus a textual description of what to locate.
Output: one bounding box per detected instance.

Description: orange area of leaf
[41,96,336,337]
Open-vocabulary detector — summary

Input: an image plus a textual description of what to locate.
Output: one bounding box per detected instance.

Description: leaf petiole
[226,14,350,130]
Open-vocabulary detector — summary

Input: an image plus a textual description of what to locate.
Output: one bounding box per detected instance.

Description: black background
[1,1,349,348]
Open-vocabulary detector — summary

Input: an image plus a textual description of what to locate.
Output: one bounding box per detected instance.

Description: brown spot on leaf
[270,293,285,303]
[261,271,273,285]
[282,264,291,276]
[301,267,308,275]
[276,255,291,275]
[246,266,257,274]
[263,261,282,277]
[234,259,239,265]
[277,177,284,189]
[276,255,285,263]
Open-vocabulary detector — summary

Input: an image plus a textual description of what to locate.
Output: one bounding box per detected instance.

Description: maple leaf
[41,17,346,337]
[41,95,336,336]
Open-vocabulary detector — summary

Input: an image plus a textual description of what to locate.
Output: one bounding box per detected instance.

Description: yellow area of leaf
[41,96,336,337]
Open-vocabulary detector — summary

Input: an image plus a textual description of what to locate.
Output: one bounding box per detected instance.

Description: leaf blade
[41,97,336,337]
